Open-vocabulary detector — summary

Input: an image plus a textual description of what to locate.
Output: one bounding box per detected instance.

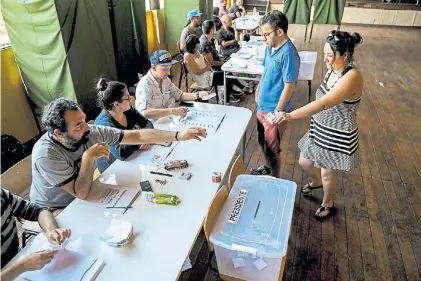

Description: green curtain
[283,0,312,25]
[1,0,77,114]
[55,0,117,119]
[130,0,150,76]
[110,0,149,86]
[313,0,346,25]
[164,0,203,54]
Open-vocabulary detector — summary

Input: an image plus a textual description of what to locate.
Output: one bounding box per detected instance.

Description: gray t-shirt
[29,125,124,208]
[180,26,203,48]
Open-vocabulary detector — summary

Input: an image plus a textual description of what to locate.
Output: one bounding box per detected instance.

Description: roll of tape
[212,172,221,183]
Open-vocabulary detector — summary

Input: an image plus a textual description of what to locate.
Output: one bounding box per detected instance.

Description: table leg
[242,132,246,156]
[308,80,311,103]
[224,71,228,105]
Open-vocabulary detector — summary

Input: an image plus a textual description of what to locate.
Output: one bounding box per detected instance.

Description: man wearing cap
[135,50,208,120]
[180,10,203,51]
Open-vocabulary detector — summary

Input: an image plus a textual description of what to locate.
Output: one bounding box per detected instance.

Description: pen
[150,171,174,177]
[106,206,133,209]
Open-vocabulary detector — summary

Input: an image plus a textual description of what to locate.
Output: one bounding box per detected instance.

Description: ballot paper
[22,238,104,281]
[174,109,226,134]
[21,250,104,281]
[80,182,139,208]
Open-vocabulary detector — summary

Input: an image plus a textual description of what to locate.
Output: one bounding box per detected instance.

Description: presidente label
[228,189,248,224]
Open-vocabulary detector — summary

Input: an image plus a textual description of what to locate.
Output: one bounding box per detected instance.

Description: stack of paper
[21,244,104,281]
[100,219,133,247]
[81,182,139,208]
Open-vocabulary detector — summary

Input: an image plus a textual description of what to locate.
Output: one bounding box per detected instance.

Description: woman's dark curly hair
[185,34,200,54]
[326,30,363,62]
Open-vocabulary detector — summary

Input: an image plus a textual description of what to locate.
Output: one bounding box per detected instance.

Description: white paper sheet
[21,250,99,281]
[81,182,139,208]
[134,141,178,166]
[173,109,225,134]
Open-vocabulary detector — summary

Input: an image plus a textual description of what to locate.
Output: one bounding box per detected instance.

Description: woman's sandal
[301,182,323,194]
[315,204,336,221]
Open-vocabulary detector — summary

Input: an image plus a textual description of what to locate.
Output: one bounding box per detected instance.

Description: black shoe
[231,90,244,97]
[250,165,271,175]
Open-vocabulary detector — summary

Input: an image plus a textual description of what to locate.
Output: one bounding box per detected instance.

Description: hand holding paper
[46,229,72,246]
[18,250,57,271]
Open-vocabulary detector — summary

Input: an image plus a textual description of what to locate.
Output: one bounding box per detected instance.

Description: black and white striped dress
[298,65,362,171]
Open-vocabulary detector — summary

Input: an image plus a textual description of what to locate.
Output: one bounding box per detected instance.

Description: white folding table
[9,103,252,281]
[221,38,317,105]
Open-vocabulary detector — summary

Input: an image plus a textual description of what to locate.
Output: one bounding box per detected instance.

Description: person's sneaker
[229,95,241,103]
[231,90,244,97]
[250,165,271,175]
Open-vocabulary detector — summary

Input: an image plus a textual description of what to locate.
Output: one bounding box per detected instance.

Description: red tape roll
[212,172,221,183]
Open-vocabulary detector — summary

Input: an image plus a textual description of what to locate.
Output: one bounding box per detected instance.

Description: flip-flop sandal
[301,182,323,194]
[315,204,336,221]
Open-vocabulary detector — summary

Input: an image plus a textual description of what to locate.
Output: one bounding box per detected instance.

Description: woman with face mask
[94,78,154,173]
[280,30,364,221]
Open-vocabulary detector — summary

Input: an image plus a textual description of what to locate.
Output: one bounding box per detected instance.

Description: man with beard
[29,98,207,208]
[250,10,300,178]
[136,50,208,120]
[180,10,203,51]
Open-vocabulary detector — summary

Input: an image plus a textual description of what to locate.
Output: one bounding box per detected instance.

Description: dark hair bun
[96,78,108,92]
[351,33,363,46]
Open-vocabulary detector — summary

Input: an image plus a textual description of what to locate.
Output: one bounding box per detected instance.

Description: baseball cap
[187,10,202,21]
[149,50,178,66]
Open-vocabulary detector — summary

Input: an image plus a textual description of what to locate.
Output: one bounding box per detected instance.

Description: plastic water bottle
[253,7,257,16]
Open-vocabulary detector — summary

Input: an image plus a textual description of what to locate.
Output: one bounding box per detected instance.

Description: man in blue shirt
[251,10,300,177]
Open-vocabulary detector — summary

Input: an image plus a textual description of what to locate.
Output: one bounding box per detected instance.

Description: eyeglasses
[262,29,277,38]
[120,97,131,103]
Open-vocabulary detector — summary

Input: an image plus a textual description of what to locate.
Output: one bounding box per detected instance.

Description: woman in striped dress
[280,31,364,220]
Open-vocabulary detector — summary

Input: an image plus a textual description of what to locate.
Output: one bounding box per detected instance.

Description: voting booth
[210,175,297,281]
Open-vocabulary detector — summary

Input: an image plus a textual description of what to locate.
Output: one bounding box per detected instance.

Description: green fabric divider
[110,0,149,86]
[130,0,149,76]
[164,0,208,54]
[55,0,118,119]
[313,0,346,25]
[283,0,312,25]
[1,0,77,114]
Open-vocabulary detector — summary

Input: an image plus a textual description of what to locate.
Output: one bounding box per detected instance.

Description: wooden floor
[175,24,421,281]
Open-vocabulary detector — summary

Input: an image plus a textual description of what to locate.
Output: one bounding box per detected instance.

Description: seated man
[217,15,241,58]
[29,98,207,208]
[230,0,246,19]
[180,10,203,51]
[200,20,224,69]
[1,188,71,280]
[135,50,208,120]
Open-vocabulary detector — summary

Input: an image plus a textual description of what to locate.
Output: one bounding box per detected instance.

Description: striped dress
[298,65,362,171]
[1,188,45,268]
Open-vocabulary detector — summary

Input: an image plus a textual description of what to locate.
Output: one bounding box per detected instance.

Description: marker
[150,171,174,177]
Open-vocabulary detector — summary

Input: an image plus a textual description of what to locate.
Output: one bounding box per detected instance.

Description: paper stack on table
[100,219,133,247]
[21,238,105,281]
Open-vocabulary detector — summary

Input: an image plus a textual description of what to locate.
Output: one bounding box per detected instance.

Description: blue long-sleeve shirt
[94,108,153,172]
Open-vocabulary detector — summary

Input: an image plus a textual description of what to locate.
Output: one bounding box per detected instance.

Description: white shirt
[135,70,183,112]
